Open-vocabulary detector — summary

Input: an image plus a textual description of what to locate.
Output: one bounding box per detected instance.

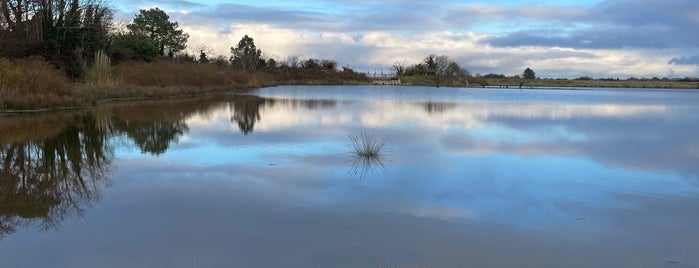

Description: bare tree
[393,60,406,75]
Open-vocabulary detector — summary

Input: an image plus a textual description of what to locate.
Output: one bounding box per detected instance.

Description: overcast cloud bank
[116,0,699,78]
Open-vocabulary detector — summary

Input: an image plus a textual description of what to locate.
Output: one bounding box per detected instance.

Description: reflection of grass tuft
[349,130,386,158]
[348,130,388,178]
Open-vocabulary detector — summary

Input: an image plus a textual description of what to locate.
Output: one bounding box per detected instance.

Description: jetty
[366,72,401,85]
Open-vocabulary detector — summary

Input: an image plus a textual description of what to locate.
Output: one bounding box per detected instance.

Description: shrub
[0,57,72,109]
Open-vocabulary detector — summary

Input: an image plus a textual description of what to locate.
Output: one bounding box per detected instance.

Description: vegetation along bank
[1,1,697,112]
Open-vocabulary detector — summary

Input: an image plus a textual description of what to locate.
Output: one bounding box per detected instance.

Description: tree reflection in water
[0,94,342,238]
[421,102,456,114]
[1,112,112,239]
[230,95,269,135]
[0,95,276,238]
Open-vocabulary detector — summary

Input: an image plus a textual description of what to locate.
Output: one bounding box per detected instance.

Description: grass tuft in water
[347,130,388,178]
[348,130,387,158]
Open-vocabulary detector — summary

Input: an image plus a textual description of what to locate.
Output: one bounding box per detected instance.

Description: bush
[0,57,72,109]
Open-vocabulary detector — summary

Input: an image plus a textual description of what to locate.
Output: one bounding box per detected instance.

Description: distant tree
[406,63,434,76]
[320,59,337,70]
[284,56,300,68]
[425,55,437,70]
[230,35,262,73]
[483,73,506,78]
[127,8,189,57]
[302,58,320,69]
[199,50,209,64]
[393,60,406,76]
[265,58,277,69]
[109,33,160,63]
[212,55,229,68]
[523,67,536,79]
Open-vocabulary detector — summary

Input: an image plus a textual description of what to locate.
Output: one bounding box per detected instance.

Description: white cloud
[181,22,698,78]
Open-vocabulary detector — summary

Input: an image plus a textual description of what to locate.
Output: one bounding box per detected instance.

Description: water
[1,85,699,267]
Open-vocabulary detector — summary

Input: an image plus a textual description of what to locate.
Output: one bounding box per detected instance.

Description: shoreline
[2,82,698,115]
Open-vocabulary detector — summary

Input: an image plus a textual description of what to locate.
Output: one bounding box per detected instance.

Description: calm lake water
[1,85,699,267]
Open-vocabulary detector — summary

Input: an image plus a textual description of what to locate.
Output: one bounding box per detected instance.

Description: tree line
[0,0,112,78]
[1,2,365,82]
[0,1,193,77]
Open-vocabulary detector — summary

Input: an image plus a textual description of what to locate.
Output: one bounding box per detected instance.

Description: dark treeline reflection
[1,112,112,238]
[421,102,456,114]
[230,96,337,135]
[231,95,269,135]
[0,95,342,238]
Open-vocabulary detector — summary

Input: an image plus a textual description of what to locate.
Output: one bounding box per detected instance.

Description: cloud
[444,4,590,25]
[116,0,699,78]
[482,0,699,49]
[181,4,329,29]
[669,55,699,66]
[120,0,206,9]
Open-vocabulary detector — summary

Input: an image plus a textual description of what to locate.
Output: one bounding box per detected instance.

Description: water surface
[1,85,698,267]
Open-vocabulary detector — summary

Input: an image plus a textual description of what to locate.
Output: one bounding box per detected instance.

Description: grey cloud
[180,4,329,27]
[122,0,206,9]
[168,1,448,33]
[484,24,687,49]
[482,0,699,49]
[669,55,699,65]
[444,4,590,26]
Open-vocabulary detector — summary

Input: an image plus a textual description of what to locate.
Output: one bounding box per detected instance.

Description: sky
[113,0,699,78]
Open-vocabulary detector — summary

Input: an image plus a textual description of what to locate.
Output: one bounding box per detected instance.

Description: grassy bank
[0,57,255,111]
[0,57,370,112]
[400,74,470,87]
[3,57,699,112]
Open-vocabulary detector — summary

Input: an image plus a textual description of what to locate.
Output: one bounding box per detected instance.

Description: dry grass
[84,50,114,86]
[265,67,371,85]
[113,60,250,88]
[0,57,76,110]
[0,57,372,111]
[1,58,260,111]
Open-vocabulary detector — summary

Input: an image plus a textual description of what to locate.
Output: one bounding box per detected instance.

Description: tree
[108,33,160,63]
[199,50,209,64]
[425,55,437,70]
[523,67,536,79]
[127,8,189,57]
[393,60,406,76]
[0,0,112,77]
[433,55,457,87]
[301,58,320,69]
[230,35,262,73]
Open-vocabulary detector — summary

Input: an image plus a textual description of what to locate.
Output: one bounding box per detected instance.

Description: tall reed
[84,50,113,86]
